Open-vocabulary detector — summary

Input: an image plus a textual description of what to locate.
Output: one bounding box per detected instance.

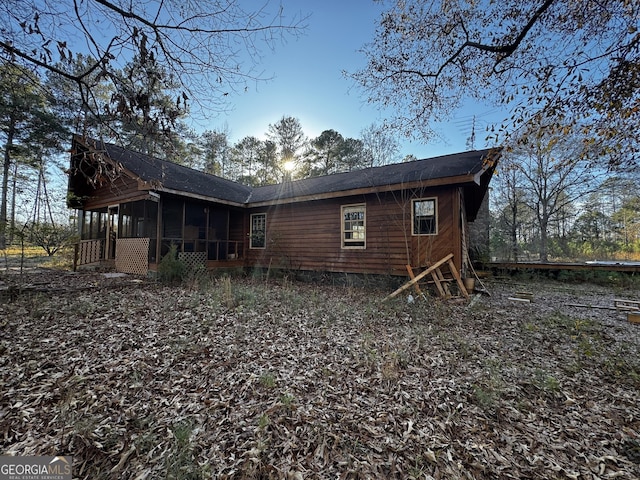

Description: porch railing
[74,238,244,272]
[73,239,105,271]
[160,239,245,262]
[208,240,244,261]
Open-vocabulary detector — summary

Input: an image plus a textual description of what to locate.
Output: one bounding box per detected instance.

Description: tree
[26,221,77,256]
[304,130,344,176]
[350,0,639,166]
[230,136,263,185]
[46,54,115,139]
[613,196,640,251]
[266,116,307,179]
[492,161,528,261]
[360,124,401,167]
[0,63,67,249]
[506,115,604,261]
[303,131,369,176]
[1,1,307,137]
[200,127,231,176]
[113,55,190,159]
[338,138,367,172]
[255,140,279,186]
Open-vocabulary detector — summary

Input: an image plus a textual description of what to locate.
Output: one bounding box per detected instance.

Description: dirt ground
[1,264,639,479]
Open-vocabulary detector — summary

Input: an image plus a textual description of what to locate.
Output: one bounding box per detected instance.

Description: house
[67,135,499,279]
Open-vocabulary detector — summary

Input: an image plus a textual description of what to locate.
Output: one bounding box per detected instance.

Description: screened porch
[74,196,246,274]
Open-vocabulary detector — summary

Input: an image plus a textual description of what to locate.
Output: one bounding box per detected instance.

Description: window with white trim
[250,213,266,248]
[342,204,366,249]
[412,198,437,235]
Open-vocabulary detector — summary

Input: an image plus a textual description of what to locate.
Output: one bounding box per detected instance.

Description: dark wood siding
[245,186,463,276]
[83,175,147,210]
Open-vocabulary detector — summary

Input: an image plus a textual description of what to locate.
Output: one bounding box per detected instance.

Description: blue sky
[198,1,504,159]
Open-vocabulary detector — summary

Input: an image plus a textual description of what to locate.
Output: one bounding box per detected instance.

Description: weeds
[280,393,296,409]
[158,245,187,284]
[166,420,203,480]
[473,386,499,411]
[472,358,505,413]
[259,372,277,389]
[257,413,270,430]
[532,368,561,393]
[600,346,640,387]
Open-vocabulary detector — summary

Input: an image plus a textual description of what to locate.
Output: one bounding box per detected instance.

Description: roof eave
[156,186,247,208]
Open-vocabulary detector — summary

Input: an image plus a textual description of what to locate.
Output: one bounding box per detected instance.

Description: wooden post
[448,258,469,298]
[430,270,447,297]
[73,243,79,272]
[405,265,424,296]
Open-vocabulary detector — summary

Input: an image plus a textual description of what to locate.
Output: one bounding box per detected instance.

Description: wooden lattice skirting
[178,252,207,270]
[115,238,150,275]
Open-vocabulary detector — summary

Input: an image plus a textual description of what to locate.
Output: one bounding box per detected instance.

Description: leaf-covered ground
[1,269,640,479]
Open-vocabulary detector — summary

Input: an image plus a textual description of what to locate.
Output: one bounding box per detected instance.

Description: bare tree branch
[0,0,308,135]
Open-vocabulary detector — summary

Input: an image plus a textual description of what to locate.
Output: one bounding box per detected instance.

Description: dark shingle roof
[83,137,497,207]
[99,141,252,205]
[249,149,496,203]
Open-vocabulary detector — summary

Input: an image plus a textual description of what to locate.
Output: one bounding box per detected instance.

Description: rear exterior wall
[244,187,462,276]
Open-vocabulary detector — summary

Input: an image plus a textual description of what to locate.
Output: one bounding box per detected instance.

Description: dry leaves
[1,270,640,479]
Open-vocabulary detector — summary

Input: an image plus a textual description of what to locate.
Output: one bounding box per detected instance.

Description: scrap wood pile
[384,253,471,302]
[1,271,640,479]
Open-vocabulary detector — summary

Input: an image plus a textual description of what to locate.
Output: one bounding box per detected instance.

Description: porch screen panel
[118,200,158,262]
[82,210,107,240]
[208,208,229,260]
[184,202,207,252]
[146,201,158,262]
[162,199,183,239]
[161,199,183,258]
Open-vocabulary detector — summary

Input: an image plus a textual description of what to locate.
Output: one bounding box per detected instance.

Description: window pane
[413,199,437,235]
[342,205,366,248]
[415,200,434,217]
[250,214,266,248]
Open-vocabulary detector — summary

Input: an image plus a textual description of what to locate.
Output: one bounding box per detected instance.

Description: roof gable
[81,138,253,205]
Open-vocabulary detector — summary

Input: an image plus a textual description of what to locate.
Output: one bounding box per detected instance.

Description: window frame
[249,212,267,249]
[412,197,438,236]
[341,203,366,249]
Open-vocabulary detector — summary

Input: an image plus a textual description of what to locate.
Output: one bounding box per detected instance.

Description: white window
[342,204,366,249]
[412,198,437,235]
[250,213,266,248]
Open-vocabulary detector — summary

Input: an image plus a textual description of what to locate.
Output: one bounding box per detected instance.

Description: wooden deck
[488,261,640,275]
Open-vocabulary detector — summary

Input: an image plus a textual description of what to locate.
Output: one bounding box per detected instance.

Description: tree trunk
[510,203,518,261]
[9,161,17,244]
[539,212,549,262]
[539,199,551,262]
[0,114,15,249]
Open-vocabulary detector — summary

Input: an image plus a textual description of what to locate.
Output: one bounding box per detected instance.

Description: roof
[96,140,253,205]
[72,136,498,212]
[249,149,497,204]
